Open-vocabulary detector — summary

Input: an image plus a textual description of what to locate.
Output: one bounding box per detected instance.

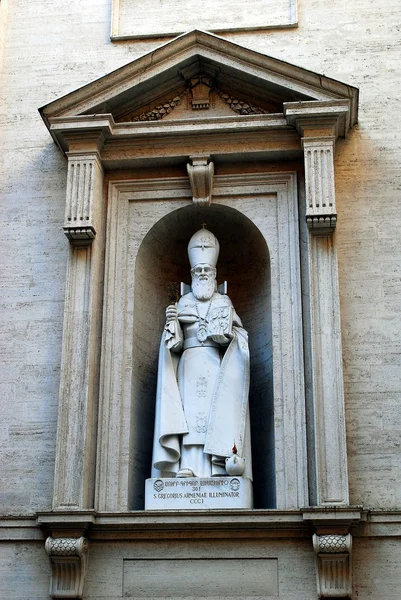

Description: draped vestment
[151,292,252,480]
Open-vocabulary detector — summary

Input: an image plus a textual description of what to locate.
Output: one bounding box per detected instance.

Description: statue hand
[165,304,178,324]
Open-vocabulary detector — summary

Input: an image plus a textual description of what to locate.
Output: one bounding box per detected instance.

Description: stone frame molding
[39,29,359,597]
[95,172,307,511]
[39,30,358,513]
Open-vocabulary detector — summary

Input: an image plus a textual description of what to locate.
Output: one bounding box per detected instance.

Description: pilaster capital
[187,155,214,206]
[284,99,352,140]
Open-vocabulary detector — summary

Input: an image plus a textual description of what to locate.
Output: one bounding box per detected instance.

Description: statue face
[191,264,216,301]
[191,264,216,282]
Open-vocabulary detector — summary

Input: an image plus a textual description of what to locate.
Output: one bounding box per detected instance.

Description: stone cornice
[48,113,303,167]
[284,99,352,139]
[3,510,401,540]
[47,99,354,167]
[35,507,365,540]
[48,113,292,154]
[39,30,358,133]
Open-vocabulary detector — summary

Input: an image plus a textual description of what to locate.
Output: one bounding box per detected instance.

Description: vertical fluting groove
[322,149,328,208]
[84,162,93,220]
[72,163,79,221]
[81,162,87,221]
[327,149,333,207]
[77,162,85,221]
[66,163,74,221]
[315,149,322,209]
[310,150,316,209]
[307,150,313,208]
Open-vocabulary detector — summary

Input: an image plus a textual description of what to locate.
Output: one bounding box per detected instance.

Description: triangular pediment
[40,30,358,130]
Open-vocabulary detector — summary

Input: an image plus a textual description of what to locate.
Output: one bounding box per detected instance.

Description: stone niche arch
[132,203,274,509]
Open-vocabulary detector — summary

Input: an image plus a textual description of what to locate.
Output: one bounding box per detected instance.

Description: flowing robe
[151,292,252,479]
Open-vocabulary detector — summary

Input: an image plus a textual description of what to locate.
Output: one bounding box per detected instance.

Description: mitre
[188,227,220,268]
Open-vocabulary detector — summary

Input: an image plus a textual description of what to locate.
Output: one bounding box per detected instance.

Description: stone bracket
[63,152,104,246]
[187,155,214,205]
[45,536,89,599]
[302,136,337,235]
[313,533,352,598]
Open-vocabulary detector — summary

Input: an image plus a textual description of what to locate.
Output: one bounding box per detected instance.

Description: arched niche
[96,172,307,513]
[131,203,275,509]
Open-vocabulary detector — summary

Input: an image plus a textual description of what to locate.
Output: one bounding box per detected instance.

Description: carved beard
[191,277,216,301]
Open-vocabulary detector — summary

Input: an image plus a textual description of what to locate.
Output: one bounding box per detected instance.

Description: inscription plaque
[145,476,253,510]
[123,558,279,598]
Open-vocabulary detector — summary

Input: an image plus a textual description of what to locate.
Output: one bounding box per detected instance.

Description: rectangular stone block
[112,0,296,38]
[123,557,278,598]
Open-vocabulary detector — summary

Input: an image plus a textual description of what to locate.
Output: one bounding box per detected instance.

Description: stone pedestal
[145,477,253,510]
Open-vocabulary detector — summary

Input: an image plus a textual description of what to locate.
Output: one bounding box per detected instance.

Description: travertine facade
[0,1,400,599]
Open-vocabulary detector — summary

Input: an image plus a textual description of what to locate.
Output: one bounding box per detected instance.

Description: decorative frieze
[187,155,214,206]
[216,89,271,115]
[45,537,89,599]
[302,137,337,234]
[313,533,352,598]
[126,93,185,122]
[64,152,103,245]
[123,87,270,123]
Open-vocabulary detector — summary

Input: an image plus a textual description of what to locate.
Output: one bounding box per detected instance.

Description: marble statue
[151,227,252,480]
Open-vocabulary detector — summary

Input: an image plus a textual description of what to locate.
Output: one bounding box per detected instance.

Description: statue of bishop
[151,227,252,480]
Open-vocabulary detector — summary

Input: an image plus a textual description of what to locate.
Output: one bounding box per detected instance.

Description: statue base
[145,476,253,510]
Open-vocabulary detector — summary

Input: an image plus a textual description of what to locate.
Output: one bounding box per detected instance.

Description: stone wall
[0,1,400,598]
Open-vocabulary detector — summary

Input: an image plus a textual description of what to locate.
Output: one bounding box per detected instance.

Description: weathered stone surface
[112,0,297,38]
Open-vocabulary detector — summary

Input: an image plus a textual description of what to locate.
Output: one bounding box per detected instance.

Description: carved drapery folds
[187,155,214,206]
[45,537,89,599]
[313,534,352,598]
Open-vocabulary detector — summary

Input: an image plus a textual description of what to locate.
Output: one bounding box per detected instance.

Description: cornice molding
[39,30,358,134]
[4,510,401,541]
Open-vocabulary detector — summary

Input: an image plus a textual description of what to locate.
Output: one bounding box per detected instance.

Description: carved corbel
[187,155,214,206]
[284,100,352,235]
[45,536,89,599]
[302,136,337,235]
[313,534,352,598]
[63,151,104,246]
